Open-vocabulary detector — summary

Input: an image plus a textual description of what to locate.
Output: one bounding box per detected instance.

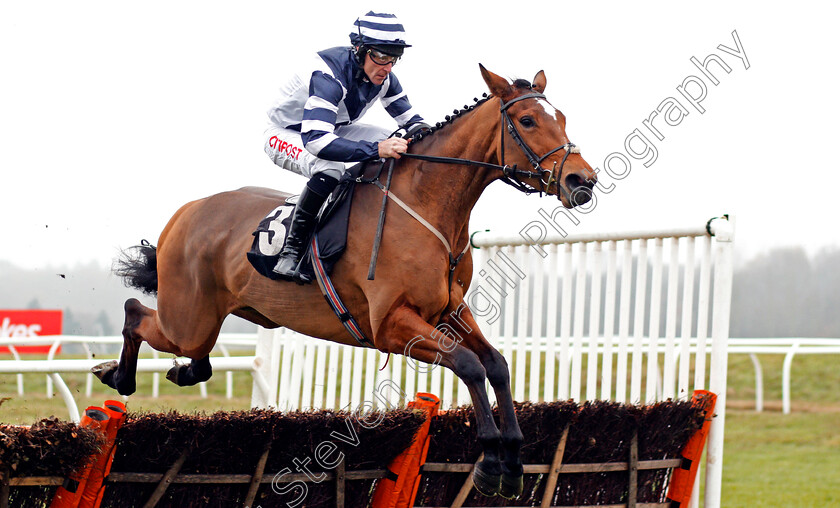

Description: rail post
[250,326,281,408]
[704,216,735,508]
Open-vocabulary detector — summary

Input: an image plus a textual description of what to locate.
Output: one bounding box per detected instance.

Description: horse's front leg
[440,305,524,499]
[378,304,504,497]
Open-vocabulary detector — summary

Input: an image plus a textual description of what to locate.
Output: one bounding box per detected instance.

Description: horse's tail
[114,240,158,296]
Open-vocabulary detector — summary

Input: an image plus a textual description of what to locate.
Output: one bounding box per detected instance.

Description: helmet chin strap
[352,45,369,82]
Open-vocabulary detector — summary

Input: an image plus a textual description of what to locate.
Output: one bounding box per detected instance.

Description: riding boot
[272,174,338,284]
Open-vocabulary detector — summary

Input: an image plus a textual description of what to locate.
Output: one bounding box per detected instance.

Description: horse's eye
[519,116,535,128]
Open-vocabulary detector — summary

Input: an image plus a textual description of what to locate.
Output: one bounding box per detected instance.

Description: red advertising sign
[0,310,63,354]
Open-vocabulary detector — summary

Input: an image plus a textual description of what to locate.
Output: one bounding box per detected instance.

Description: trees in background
[730,246,840,337]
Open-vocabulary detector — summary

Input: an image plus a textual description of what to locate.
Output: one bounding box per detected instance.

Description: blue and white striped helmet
[350,12,411,55]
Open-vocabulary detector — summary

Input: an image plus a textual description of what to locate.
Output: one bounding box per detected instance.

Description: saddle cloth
[247,164,364,280]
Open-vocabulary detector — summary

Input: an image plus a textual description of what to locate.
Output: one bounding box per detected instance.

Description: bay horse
[95,65,596,499]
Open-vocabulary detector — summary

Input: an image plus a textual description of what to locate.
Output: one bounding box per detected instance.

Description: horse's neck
[398,103,501,243]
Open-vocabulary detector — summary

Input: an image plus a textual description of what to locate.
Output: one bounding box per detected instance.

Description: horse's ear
[479,63,513,101]
[532,70,546,93]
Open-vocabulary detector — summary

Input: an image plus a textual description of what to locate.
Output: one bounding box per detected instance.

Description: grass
[720,410,840,507]
[716,353,840,507]
[1,353,839,507]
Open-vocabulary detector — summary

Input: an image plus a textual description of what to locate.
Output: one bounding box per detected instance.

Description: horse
[94,65,597,499]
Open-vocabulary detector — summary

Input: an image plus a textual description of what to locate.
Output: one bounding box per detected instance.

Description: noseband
[499,92,579,201]
[399,92,580,201]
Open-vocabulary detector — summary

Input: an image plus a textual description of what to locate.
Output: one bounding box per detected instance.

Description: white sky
[2,1,839,270]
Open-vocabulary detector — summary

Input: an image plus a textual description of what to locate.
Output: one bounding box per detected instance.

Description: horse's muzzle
[564,173,595,207]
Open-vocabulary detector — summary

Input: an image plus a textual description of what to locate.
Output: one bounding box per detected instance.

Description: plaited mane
[409,79,534,145]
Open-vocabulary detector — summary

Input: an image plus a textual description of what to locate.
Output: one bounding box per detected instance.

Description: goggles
[367,48,400,66]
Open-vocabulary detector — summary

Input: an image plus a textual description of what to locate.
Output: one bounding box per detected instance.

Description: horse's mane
[409,78,534,146]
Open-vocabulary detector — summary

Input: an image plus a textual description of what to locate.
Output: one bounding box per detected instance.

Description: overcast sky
[2,1,838,270]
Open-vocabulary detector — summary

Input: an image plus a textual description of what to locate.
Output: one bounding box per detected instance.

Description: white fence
[0,334,270,424]
[5,335,834,419]
[479,217,734,508]
[729,337,840,414]
[0,334,257,400]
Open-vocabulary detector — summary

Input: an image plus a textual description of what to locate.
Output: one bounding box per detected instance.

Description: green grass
[2,353,839,507]
[720,411,840,507]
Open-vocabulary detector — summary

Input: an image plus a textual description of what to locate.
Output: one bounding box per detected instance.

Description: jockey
[264,11,426,284]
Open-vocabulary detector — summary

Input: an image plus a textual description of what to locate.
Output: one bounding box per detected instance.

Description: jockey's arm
[300,71,381,162]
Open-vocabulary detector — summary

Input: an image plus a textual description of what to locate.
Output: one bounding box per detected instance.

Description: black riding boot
[272,174,338,284]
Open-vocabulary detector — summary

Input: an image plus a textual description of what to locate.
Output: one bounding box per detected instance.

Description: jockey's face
[363,52,394,86]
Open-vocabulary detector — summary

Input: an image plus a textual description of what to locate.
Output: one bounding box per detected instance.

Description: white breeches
[263,123,391,179]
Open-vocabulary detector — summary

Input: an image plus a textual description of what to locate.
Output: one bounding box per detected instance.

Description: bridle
[400,91,580,201]
[500,92,579,201]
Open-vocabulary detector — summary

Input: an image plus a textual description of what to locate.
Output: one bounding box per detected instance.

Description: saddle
[247,163,365,281]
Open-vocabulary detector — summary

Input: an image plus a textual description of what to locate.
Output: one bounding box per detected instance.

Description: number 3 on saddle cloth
[247,165,362,282]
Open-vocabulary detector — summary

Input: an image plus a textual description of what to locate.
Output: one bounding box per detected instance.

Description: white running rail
[0,333,269,423]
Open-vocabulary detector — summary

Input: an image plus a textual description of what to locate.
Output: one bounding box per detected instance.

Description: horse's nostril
[565,174,584,190]
[565,173,594,206]
[571,187,592,206]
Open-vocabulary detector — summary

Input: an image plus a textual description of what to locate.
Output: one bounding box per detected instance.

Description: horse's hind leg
[93,297,220,394]
[92,298,151,395]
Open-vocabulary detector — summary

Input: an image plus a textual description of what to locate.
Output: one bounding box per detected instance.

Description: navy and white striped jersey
[266,46,423,162]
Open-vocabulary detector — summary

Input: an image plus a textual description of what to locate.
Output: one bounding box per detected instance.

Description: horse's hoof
[472,462,501,497]
[167,363,204,387]
[166,364,184,385]
[499,472,524,499]
[91,360,119,384]
[92,360,135,395]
